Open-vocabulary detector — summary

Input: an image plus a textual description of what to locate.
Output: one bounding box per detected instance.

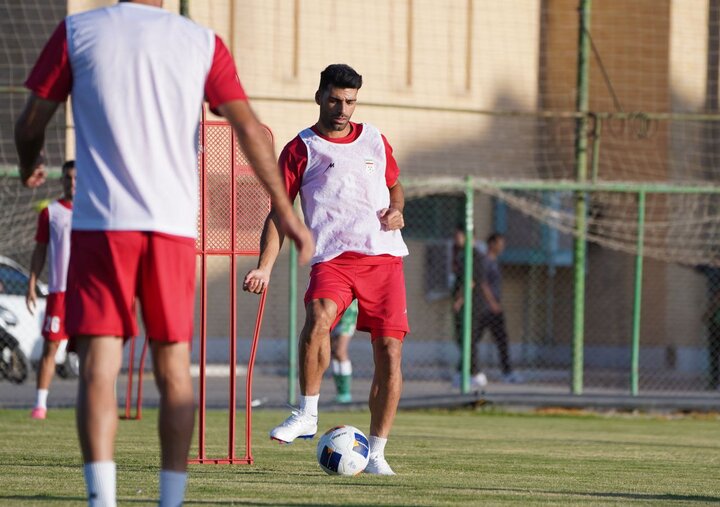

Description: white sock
[299,394,319,416]
[83,461,116,507]
[331,360,353,376]
[35,388,49,409]
[339,360,352,376]
[369,435,388,458]
[159,470,187,507]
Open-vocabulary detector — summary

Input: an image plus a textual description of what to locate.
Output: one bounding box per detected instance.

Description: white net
[184,0,720,265]
[1,0,69,263]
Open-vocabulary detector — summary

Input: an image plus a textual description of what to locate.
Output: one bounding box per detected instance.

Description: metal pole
[572,0,592,395]
[196,107,208,462]
[590,116,602,184]
[288,236,298,405]
[461,176,474,394]
[180,0,189,17]
[228,127,238,461]
[630,191,646,395]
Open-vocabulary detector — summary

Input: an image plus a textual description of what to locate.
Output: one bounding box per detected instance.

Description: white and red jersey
[279,122,409,265]
[35,199,73,293]
[25,3,247,238]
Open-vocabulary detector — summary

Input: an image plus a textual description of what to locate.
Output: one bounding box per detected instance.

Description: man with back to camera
[244,63,409,475]
[27,159,76,420]
[15,1,313,505]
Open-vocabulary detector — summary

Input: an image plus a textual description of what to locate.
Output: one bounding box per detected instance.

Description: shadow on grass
[474,488,720,503]
[0,495,375,506]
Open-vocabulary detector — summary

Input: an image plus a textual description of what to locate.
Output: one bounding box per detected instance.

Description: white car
[0,255,78,383]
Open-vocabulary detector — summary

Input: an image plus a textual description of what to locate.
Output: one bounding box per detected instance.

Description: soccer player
[330,299,358,403]
[27,159,76,420]
[14,1,313,506]
[244,63,409,475]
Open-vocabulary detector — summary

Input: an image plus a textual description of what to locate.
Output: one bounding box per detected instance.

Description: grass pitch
[0,407,718,506]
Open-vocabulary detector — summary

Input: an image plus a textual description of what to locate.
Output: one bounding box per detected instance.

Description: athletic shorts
[304,256,409,341]
[331,299,358,338]
[65,231,196,343]
[42,291,68,341]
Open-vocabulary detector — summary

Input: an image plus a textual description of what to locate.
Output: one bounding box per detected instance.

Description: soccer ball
[316,425,370,476]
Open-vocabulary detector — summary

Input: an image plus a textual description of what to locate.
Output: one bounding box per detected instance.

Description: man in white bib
[27,159,75,420]
[244,64,409,475]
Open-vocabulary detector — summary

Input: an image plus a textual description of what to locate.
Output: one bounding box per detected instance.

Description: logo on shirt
[365,159,375,173]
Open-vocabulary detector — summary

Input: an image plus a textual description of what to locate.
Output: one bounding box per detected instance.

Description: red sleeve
[382,134,400,187]
[25,20,72,101]
[35,207,50,244]
[205,35,247,112]
[279,136,308,202]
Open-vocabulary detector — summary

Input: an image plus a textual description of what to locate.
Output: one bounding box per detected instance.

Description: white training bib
[298,123,409,264]
[47,200,72,293]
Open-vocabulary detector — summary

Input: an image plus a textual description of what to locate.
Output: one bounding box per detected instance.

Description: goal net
[3,1,720,267]
[1,0,69,263]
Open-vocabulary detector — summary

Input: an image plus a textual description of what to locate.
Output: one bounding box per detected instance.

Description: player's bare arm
[217,100,314,265]
[243,210,284,294]
[379,180,405,231]
[26,242,48,314]
[15,94,60,188]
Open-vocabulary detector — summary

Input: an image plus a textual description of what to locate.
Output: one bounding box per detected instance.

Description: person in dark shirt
[453,230,521,385]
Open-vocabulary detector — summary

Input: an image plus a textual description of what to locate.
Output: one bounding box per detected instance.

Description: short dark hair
[318,64,362,92]
[61,160,75,173]
[487,232,504,245]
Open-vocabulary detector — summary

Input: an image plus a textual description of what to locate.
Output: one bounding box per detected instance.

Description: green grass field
[0,408,718,506]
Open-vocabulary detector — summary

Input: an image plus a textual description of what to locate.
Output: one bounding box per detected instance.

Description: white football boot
[363,455,396,475]
[269,410,318,443]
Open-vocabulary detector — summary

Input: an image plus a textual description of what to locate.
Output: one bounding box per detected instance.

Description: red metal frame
[188,107,271,465]
[123,108,271,465]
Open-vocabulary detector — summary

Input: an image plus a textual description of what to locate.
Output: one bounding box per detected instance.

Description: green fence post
[590,116,602,184]
[631,190,646,395]
[180,0,189,16]
[461,176,474,394]
[288,239,298,405]
[572,0,592,395]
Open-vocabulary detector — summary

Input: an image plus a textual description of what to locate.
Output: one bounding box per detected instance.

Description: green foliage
[0,408,718,506]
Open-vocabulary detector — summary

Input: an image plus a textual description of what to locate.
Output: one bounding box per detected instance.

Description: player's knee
[154,365,192,395]
[43,341,60,357]
[306,304,335,337]
[80,362,118,387]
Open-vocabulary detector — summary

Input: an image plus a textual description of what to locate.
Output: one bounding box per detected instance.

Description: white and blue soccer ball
[316,425,370,476]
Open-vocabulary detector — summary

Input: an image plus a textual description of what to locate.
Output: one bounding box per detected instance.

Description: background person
[330,299,358,403]
[26,159,75,420]
[453,230,521,385]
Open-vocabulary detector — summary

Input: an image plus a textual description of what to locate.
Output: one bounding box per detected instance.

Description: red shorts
[304,255,409,340]
[66,231,196,343]
[42,292,68,341]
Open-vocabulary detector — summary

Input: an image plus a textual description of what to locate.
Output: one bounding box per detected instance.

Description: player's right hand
[280,215,315,266]
[243,268,271,294]
[22,166,47,188]
[26,290,36,315]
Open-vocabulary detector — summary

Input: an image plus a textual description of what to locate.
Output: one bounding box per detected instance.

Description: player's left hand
[378,207,404,231]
